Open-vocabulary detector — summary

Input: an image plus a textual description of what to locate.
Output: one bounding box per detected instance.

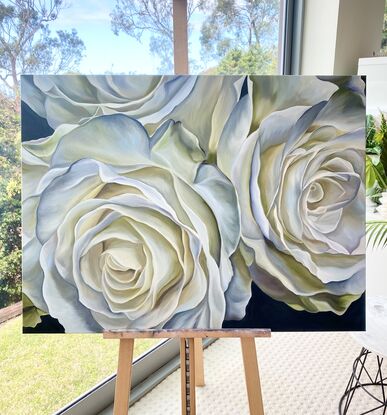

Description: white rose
[218,76,365,314]
[21,74,244,156]
[22,114,252,332]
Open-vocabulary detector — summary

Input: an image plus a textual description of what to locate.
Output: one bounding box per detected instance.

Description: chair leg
[339,347,387,415]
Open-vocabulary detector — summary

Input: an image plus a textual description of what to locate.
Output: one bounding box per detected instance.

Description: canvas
[21,75,366,333]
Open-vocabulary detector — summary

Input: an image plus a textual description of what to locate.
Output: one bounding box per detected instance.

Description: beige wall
[334,0,385,73]
[300,0,385,75]
[300,0,340,74]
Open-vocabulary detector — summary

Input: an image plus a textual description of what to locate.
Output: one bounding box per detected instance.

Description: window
[189,0,282,75]
[0,1,294,414]
[48,1,173,75]
[0,317,161,414]
[0,1,167,413]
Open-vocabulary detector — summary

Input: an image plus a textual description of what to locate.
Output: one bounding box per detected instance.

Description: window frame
[280,0,305,75]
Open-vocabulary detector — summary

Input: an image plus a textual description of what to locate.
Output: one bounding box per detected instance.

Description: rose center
[306,174,358,214]
[307,182,324,203]
[102,239,145,285]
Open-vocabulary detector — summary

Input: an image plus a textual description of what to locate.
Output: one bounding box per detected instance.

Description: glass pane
[0,317,162,414]
[48,0,174,74]
[188,0,282,74]
[0,0,174,81]
[0,1,169,414]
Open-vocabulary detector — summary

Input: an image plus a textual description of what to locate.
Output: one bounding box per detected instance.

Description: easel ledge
[103,328,271,339]
[104,329,271,415]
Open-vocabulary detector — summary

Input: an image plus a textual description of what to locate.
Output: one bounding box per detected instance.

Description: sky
[48,0,206,74]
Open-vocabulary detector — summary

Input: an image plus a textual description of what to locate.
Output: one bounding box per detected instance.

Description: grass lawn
[0,316,160,415]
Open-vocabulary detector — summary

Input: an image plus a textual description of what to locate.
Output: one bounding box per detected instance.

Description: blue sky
[49,0,205,74]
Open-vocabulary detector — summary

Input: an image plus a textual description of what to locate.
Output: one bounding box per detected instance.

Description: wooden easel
[104,329,271,415]
[104,2,271,414]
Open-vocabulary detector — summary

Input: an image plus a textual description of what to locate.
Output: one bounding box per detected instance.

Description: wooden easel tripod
[104,329,271,415]
[104,1,271,414]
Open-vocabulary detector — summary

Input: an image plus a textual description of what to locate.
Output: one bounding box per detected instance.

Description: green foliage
[366,114,378,150]
[0,177,21,252]
[216,44,277,75]
[366,113,387,194]
[0,94,21,308]
[377,113,387,174]
[366,113,387,251]
[200,0,280,62]
[366,154,387,191]
[0,96,19,177]
[0,250,21,305]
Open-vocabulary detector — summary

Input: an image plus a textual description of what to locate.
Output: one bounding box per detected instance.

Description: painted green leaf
[22,294,46,328]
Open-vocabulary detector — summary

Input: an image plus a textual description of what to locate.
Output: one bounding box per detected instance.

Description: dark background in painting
[21,84,366,333]
[224,284,365,332]
[21,100,54,141]
[25,289,366,334]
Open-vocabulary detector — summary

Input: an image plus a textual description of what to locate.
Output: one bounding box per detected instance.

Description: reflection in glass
[190,0,281,75]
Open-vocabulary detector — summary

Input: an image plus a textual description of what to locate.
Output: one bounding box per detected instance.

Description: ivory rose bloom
[21,75,244,156]
[218,76,365,314]
[23,115,251,332]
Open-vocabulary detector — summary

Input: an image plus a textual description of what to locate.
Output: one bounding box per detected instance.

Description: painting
[21,75,366,333]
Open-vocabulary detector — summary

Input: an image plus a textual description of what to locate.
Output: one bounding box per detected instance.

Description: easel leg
[114,339,134,415]
[241,338,264,415]
[180,338,196,415]
[194,338,205,386]
[188,338,196,413]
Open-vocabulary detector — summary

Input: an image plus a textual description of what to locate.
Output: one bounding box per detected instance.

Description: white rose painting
[21,75,365,333]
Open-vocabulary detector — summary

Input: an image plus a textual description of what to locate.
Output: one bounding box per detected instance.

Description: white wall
[300,0,385,75]
[301,0,387,296]
[300,0,339,74]
[359,57,387,115]
[367,250,387,296]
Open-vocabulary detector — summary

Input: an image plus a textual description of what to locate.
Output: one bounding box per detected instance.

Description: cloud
[57,0,113,25]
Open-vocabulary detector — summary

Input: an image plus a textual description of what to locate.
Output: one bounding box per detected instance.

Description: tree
[216,44,277,75]
[110,0,279,74]
[0,93,21,307]
[0,0,85,98]
[110,0,203,73]
[200,0,280,63]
